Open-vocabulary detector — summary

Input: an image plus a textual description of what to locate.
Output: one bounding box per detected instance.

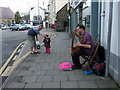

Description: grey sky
[0,0,49,13]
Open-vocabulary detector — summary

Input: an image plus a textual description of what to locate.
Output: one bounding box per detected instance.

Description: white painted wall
[111,2,118,56]
[30,7,45,25]
[118,2,120,57]
[55,0,68,13]
[48,0,56,24]
[82,0,91,23]
[83,2,91,16]
[101,1,109,49]
[110,2,119,82]
[48,0,67,24]
[101,1,118,55]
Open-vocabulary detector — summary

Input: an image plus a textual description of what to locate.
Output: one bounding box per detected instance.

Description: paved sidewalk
[2,28,119,89]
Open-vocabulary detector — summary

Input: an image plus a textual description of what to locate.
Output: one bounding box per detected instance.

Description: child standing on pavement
[43,34,51,53]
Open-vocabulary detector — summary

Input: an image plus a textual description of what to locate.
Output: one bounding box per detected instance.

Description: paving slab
[17,70,33,76]
[32,71,46,76]
[24,82,43,88]
[61,81,79,88]
[42,82,60,88]
[21,76,37,83]
[36,76,53,82]
[78,81,98,88]
[96,80,118,88]
[68,75,85,81]
[53,75,69,82]
[6,82,25,88]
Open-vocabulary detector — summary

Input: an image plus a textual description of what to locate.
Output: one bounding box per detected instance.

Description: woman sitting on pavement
[72,24,94,69]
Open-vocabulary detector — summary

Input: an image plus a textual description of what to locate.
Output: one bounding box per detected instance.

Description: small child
[43,34,51,53]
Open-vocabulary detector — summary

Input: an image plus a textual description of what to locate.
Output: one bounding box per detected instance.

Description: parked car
[1,25,10,30]
[10,24,26,31]
[0,23,5,28]
[23,24,33,30]
[20,24,28,30]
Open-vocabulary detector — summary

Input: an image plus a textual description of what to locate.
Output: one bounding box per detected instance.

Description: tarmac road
[1,30,28,66]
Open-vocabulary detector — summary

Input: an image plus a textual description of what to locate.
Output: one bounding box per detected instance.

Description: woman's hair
[76,24,85,30]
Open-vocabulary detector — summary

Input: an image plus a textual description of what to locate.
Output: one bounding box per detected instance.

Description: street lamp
[37,0,40,25]
[29,7,34,25]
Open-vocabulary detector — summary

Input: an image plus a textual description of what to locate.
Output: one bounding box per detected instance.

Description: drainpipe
[98,1,102,40]
[68,15,71,37]
[68,0,71,37]
[105,1,113,77]
[101,2,105,44]
[37,0,40,25]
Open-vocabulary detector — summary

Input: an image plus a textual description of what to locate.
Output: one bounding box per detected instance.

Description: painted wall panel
[118,1,120,57]
[110,2,118,56]
[117,1,120,86]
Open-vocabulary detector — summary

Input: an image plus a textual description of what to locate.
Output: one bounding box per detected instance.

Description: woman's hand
[74,42,83,47]
[78,42,82,47]
[73,44,77,47]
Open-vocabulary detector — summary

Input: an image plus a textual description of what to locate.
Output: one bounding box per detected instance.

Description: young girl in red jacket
[43,34,51,53]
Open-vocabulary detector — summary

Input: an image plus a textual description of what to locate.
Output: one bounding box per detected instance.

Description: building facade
[0,7,14,26]
[48,0,68,25]
[29,7,45,26]
[55,4,68,31]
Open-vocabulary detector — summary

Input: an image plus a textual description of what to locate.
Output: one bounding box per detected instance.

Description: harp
[71,30,86,55]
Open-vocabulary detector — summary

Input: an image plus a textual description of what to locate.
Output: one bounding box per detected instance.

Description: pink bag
[59,62,73,70]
